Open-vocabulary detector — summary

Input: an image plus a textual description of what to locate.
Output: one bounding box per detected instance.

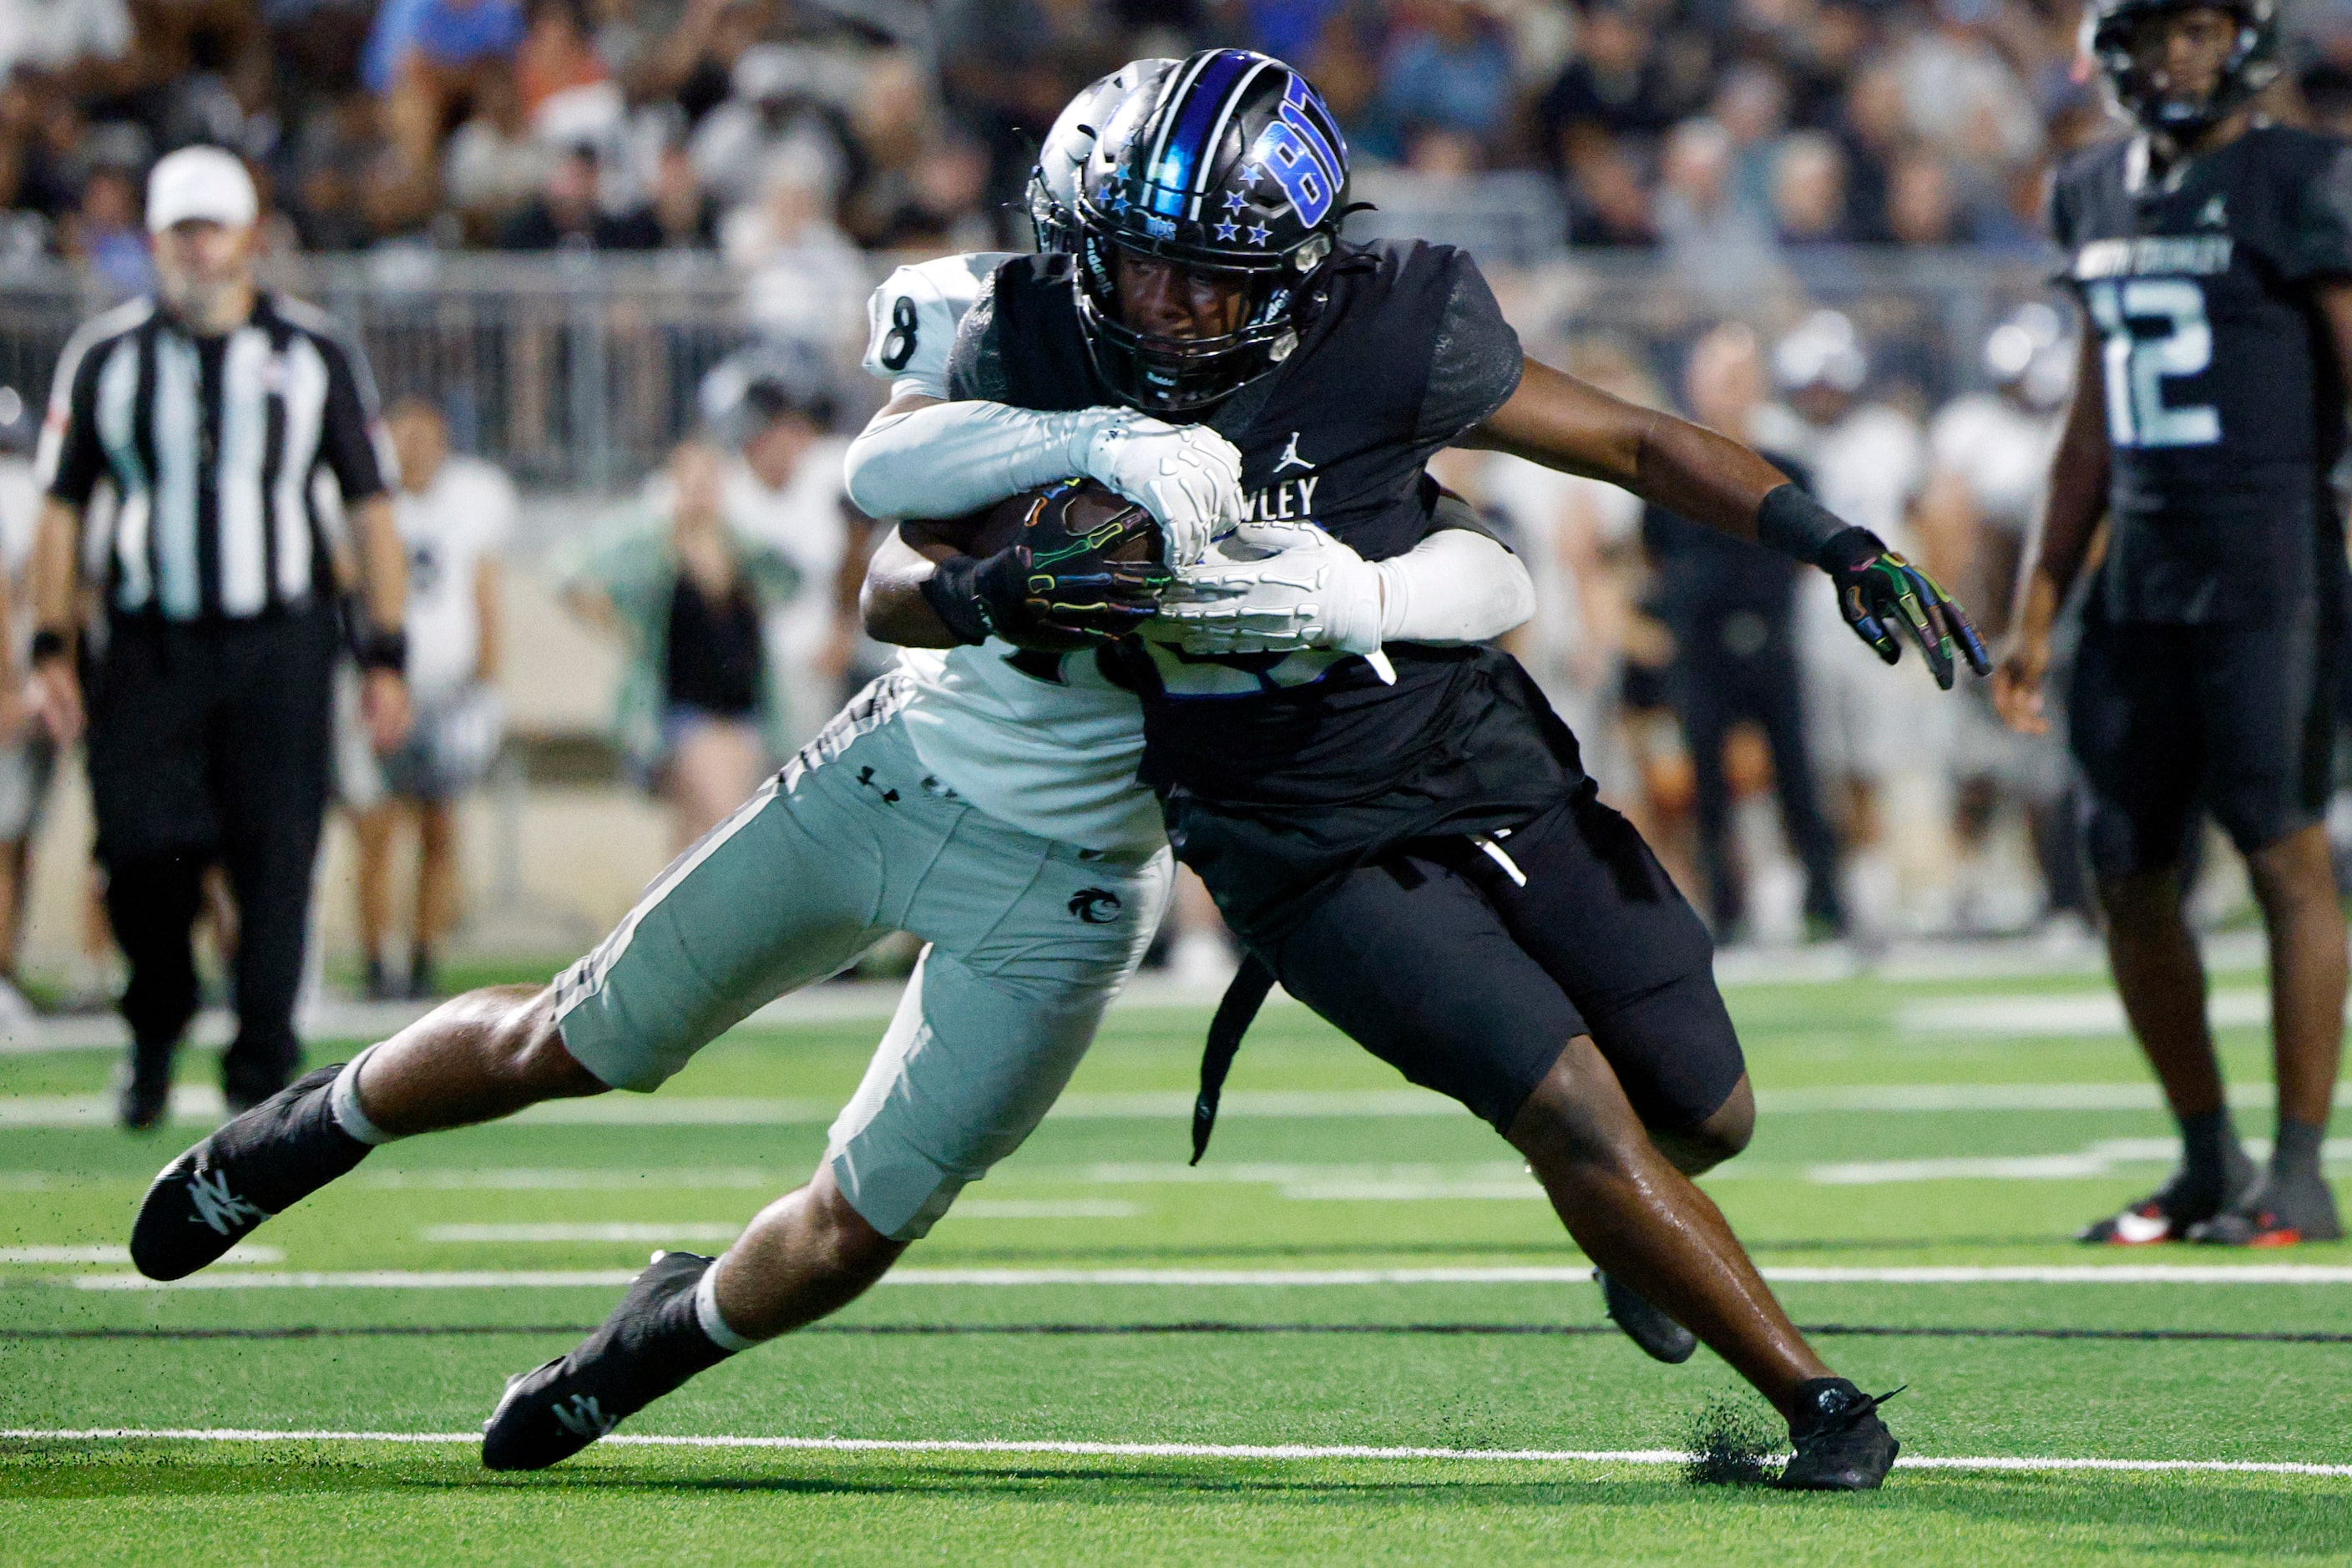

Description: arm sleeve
[316,331,392,503]
[36,325,111,507]
[2288,141,2352,281]
[1374,526,1535,645]
[1416,251,1524,444]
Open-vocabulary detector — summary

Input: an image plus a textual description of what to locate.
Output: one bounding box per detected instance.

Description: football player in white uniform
[124,61,1543,1471]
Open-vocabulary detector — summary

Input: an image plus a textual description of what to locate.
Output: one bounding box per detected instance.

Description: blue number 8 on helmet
[1073,50,1351,414]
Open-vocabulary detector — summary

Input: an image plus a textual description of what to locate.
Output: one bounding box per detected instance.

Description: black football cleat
[1774,1378,1901,1490]
[2186,1172,2343,1247]
[128,1065,369,1280]
[2078,1147,2258,1246]
[1596,1270,1697,1364]
[482,1251,735,1472]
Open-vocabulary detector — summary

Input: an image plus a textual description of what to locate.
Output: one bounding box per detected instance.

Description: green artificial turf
[3,968,2349,1564]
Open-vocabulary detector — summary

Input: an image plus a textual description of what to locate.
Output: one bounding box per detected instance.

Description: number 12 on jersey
[2085,277,2221,449]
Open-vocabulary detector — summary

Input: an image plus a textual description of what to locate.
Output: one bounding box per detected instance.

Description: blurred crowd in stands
[13,0,2352,282]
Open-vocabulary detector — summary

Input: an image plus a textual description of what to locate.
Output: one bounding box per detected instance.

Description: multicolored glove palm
[1819,526,1990,690]
[972,482,1173,651]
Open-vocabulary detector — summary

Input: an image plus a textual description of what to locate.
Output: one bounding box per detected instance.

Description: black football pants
[1670,610,1843,933]
[89,609,336,1102]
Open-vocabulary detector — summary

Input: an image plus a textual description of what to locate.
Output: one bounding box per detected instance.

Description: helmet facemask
[1071,50,1348,414]
[2088,0,2279,141]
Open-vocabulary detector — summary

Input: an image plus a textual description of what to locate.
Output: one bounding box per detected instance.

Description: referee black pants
[88,608,336,1103]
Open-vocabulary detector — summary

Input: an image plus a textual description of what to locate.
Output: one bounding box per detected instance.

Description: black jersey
[2051,124,2352,623]
[947,239,1580,942]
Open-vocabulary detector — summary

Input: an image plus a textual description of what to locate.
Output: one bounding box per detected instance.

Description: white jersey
[0,457,36,665]
[397,457,514,703]
[1927,393,2056,535]
[860,254,1164,854]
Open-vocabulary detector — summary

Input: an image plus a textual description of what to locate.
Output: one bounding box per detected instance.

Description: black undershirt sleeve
[943,271,1009,404]
[1414,252,1524,445]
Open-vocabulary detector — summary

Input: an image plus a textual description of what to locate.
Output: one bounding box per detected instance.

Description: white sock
[694,1262,760,1353]
[329,1045,398,1146]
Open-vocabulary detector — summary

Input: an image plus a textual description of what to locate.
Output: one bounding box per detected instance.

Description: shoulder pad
[861,253,1016,397]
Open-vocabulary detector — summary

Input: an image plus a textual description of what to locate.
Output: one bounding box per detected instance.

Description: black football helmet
[1072,49,1351,413]
[1026,59,1178,255]
[2086,0,2280,139]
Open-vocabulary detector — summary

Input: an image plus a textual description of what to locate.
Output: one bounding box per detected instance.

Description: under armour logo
[1274,432,1313,473]
[2198,194,2227,228]
[1069,888,1123,924]
[184,1166,267,1236]
[549,1393,615,1439]
[855,766,899,804]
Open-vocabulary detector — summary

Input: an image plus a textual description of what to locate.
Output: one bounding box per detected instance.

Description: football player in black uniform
[1997,0,2349,1247]
[855,51,1988,1488]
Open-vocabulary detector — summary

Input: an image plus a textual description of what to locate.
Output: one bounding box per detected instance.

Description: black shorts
[2067,598,2339,878]
[1265,787,1743,1134]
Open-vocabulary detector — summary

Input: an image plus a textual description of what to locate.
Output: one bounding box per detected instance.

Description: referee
[29,147,411,1130]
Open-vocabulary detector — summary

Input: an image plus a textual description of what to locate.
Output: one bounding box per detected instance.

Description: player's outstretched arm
[1995,331,2109,735]
[1466,357,1990,689]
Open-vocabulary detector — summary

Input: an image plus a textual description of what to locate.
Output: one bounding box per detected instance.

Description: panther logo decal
[1068,888,1123,924]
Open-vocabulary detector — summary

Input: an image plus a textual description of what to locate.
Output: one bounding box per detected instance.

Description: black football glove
[923,484,1172,651]
[1818,526,1990,691]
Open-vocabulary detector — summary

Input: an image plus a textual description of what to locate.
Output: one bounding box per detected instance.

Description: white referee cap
[146,146,258,234]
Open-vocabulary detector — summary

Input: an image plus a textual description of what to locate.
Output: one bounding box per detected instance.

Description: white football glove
[1080,411,1244,567]
[1154,520,1385,655]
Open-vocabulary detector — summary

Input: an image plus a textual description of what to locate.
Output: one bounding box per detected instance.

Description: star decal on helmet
[1222,189,1247,212]
[1247,224,1271,245]
[1214,219,1240,240]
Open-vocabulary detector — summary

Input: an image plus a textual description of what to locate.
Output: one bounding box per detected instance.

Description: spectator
[1893,0,2041,174]
[1770,128,1849,245]
[1540,2,1679,164]
[0,0,133,96]
[1370,0,1517,166]
[711,358,858,751]
[688,43,858,211]
[516,0,609,124]
[442,72,551,240]
[1654,118,1782,296]
[562,439,799,849]
[1885,149,1972,246]
[60,163,154,298]
[350,398,513,1001]
[0,389,51,1027]
[497,144,662,250]
[1754,310,1945,935]
[647,141,720,249]
[725,144,867,343]
[1649,323,1845,939]
[1564,137,1656,247]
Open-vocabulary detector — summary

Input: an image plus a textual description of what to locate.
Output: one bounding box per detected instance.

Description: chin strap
[1191,953,1277,1165]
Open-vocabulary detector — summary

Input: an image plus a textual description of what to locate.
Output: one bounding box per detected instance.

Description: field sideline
[4,962,2349,1565]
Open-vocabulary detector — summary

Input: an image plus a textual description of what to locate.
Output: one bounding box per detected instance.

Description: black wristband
[1756,483,1863,567]
[352,623,408,675]
[918,556,993,646]
[28,629,68,665]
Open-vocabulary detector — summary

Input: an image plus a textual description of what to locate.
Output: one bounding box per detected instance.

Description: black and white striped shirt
[35,292,391,621]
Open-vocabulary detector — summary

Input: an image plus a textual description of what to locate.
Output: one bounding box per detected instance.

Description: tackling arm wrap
[842,399,1096,523]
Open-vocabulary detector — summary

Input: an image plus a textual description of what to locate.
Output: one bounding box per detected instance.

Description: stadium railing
[0,245,2061,495]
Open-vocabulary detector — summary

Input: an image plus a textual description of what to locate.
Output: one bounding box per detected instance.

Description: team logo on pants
[1068,888,1123,924]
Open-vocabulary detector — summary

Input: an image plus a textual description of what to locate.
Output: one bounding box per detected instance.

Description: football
[965,478,1163,564]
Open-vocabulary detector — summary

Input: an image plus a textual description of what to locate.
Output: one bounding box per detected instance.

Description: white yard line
[1,1426,2344,1478]
[11,1081,2349,1130]
[68,1262,2352,1290]
[0,1244,279,1265]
